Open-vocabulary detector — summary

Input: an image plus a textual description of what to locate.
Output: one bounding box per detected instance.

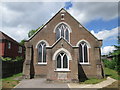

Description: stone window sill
[54,69,71,72]
[79,63,91,66]
[36,62,47,66]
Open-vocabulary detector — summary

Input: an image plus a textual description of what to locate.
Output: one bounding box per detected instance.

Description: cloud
[0,2,118,42]
[1,2,64,41]
[67,2,118,24]
[101,46,116,55]
[2,25,30,42]
[90,27,118,40]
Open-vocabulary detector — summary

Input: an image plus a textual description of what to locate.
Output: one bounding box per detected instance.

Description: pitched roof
[0,31,24,47]
[27,8,101,41]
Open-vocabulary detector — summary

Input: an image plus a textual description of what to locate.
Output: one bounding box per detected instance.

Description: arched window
[56,52,68,70]
[79,41,89,64]
[55,23,70,42]
[38,41,46,63]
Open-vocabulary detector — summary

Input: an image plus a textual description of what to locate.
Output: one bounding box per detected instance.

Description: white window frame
[55,52,70,71]
[18,46,22,53]
[37,42,47,64]
[53,48,72,72]
[77,40,91,64]
[79,42,89,64]
[8,42,11,49]
[54,22,72,43]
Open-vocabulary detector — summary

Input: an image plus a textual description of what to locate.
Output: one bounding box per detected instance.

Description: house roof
[27,8,101,42]
[0,31,24,47]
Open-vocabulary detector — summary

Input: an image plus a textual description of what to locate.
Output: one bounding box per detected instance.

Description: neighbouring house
[23,8,104,82]
[0,31,25,58]
[101,55,114,61]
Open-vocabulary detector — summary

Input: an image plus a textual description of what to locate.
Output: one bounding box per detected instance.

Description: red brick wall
[0,42,5,57]
[1,41,25,59]
[5,42,24,58]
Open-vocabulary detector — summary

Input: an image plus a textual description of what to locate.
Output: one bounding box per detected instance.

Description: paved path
[14,77,117,89]
[15,78,69,88]
[68,77,117,88]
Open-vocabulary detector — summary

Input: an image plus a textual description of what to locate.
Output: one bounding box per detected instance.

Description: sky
[0,1,119,55]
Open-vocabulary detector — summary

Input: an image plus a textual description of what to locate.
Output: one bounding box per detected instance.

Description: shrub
[12,56,23,62]
[102,58,118,70]
[1,56,23,62]
[1,57,12,61]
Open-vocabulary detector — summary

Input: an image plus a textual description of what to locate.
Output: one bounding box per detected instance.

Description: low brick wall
[2,61,23,78]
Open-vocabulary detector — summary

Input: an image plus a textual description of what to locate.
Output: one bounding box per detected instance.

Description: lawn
[104,68,120,80]
[80,78,106,84]
[2,73,22,89]
[102,68,120,89]
[81,67,120,85]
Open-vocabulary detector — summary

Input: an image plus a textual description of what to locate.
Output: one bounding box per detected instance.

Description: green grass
[2,73,22,88]
[2,73,22,81]
[80,78,106,84]
[80,67,120,84]
[104,68,120,80]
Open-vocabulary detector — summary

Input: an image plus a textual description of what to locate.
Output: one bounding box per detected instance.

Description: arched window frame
[53,48,72,71]
[36,40,49,64]
[76,40,91,64]
[55,52,69,71]
[54,22,72,42]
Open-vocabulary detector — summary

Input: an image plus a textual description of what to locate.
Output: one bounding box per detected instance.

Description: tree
[28,29,37,38]
[109,36,120,75]
[19,39,26,46]
[28,24,43,38]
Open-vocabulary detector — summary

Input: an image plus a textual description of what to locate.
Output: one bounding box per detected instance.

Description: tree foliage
[28,25,43,38]
[19,39,26,46]
[102,36,120,75]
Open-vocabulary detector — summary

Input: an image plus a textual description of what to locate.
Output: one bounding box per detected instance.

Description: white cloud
[0,2,118,42]
[1,2,64,41]
[101,46,116,55]
[90,27,118,40]
[67,2,118,24]
[2,25,30,42]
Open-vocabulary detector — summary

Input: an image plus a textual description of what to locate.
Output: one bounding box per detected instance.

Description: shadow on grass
[105,74,112,77]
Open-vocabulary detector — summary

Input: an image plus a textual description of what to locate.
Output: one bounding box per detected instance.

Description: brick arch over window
[52,48,72,61]
[53,48,72,71]
[54,22,72,42]
[36,40,49,48]
[54,22,72,33]
[76,40,91,48]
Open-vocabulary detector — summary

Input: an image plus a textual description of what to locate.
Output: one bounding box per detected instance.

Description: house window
[56,52,69,71]
[38,41,46,64]
[18,46,22,53]
[8,42,11,49]
[55,23,70,42]
[79,41,89,64]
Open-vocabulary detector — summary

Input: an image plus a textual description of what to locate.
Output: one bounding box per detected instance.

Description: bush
[12,56,23,62]
[1,57,12,61]
[1,56,23,62]
[102,58,118,70]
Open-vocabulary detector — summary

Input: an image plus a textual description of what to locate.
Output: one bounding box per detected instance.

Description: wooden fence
[2,61,24,78]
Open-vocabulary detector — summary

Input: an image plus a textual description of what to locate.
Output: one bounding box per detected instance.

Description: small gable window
[38,41,46,64]
[55,23,70,42]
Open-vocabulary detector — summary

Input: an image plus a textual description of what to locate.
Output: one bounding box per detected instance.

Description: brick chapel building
[23,8,104,82]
